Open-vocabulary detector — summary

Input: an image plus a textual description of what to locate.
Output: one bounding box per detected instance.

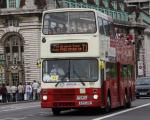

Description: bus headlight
[93,94,98,99]
[43,95,48,100]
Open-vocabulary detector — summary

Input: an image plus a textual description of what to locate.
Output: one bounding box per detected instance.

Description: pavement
[0,100,40,105]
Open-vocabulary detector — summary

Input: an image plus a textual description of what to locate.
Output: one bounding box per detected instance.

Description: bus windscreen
[42,59,98,83]
[43,11,96,35]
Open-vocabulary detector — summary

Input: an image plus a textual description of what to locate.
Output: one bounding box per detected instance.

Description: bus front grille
[53,95,75,101]
[52,89,76,94]
[53,102,75,107]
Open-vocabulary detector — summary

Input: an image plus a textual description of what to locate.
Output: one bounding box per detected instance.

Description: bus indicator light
[50,43,88,53]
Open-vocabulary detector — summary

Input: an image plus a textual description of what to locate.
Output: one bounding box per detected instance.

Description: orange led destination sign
[51,43,88,53]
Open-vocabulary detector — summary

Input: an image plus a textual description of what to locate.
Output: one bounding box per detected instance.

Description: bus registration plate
[79,101,92,105]
[139,92,147,95]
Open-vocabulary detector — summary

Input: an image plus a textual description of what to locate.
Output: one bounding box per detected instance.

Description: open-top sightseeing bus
[40,8,135,115]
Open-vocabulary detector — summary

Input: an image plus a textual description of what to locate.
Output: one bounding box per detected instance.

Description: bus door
[106,62,120,105]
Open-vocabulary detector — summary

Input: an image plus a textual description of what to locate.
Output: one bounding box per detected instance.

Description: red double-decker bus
[40,8,135,115]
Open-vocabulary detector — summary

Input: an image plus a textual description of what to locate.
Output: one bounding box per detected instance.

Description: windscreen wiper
[55,72,69,87]
[73,70,85,86]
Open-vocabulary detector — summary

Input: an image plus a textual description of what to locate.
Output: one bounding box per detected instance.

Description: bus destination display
[51,43,88,53]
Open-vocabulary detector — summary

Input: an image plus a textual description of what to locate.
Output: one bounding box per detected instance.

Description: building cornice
[125,0,150,3]
[0,9,43,16]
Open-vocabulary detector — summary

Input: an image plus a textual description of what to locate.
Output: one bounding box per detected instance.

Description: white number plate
[0,95,2,100]
[79,101,92,105]
[140,92,147,95]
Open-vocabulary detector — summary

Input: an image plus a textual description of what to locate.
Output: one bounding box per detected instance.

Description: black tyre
[52,108,61,115]
[136,96,140,99]
[123,93,128,108]
[126,94,131,108]
[124,93,131,108]
[105,95,111,113]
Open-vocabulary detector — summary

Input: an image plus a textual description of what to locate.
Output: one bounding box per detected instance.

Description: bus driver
[50,64,65,77]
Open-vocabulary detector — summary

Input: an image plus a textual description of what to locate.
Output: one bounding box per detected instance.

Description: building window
[9,0,16,8]
[0,0,7,8]
[112,1,117,10]
[12,73,19,85]
[4,35,24,66]
[7,0,20,8]
[6,19,19,27]
[87,0,95,5]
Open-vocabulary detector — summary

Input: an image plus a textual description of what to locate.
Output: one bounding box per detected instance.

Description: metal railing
[141,12,150,25]
[59,0,129,22]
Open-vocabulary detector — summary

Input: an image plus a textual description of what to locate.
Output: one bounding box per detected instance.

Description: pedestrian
[0,85,2,102]
[18,83,24,101]
[1,83,7,103]
[25,82,32,101]
[32,80,39,100]
[6,83,11,102]
[11,85,17,102]
[37,82,41,100]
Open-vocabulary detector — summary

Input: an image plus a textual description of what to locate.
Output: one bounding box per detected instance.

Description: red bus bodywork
[41,38,135,111]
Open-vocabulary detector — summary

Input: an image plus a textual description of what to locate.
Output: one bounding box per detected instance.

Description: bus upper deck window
[70,22,77,33]
[82,23,87,32]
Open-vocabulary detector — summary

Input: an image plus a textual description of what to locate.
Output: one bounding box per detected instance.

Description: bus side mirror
[36,59,41,68]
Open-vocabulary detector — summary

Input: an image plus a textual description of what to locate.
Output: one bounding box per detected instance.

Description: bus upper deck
[41,8,113,59]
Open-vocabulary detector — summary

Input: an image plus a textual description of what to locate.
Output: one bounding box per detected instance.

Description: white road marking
[92,102,150,120]
[0,117,26,120]
[0,105,40,113]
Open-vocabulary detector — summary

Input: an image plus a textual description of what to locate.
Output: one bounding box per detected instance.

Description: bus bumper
[41,88,102,108]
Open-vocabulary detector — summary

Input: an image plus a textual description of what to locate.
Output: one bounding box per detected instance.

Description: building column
[144,28,150,76]
[129,28,137,77]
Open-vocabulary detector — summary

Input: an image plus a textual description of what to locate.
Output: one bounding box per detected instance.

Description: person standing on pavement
[0,85,2,102]
[1,83,7,103]
[32,80,39,100]
[11,85,17,102]
[6,83,11,102]
[37,82,41,100]
[25,82,32,101]
[18,83,24,101]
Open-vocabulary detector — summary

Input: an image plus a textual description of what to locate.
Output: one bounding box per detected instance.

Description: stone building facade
[0,0,46,85]
[125,0,150,77]
[144,28,150,76]
[125,0,150,15]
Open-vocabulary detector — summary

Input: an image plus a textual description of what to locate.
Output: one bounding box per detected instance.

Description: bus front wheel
[52,108,61,115]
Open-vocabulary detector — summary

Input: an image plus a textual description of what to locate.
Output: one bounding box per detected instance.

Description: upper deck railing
[59,0,129,22]
[58,0,150,25]
[140,12,150,25]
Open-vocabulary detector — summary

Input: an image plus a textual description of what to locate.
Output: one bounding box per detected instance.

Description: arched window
[4,35,24,85]
[4,35,24,66]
